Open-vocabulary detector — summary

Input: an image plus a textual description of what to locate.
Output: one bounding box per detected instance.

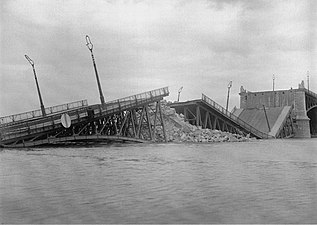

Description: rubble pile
[154,101,255,143]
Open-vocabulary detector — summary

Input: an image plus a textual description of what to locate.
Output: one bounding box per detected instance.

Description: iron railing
[201,94,273,139]
[302,88,317,99]
[101,87,169,113]
[0,100,88,126]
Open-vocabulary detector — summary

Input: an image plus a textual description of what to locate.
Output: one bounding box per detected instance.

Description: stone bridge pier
[294,90,311,138]
[305,87,317,137]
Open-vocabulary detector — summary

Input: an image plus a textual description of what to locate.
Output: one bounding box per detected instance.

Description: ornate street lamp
[307,71,310,91]
[86,35,105,106]
[25,55,46,116]
[177,86,183,102]
[226,81,232,112]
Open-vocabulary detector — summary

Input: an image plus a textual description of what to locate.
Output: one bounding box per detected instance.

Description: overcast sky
[0,0,316,116]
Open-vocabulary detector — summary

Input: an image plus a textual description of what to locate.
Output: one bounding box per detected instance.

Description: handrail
[201,94,273,139]
[102,87,169,112]
[301,88,317,99]
[0,100,88,126]
[108,86,169,104]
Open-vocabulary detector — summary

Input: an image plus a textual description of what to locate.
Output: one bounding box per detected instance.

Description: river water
[1,139,317,224]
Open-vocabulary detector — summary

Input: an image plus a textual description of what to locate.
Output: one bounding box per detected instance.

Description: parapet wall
[239,88,296,109]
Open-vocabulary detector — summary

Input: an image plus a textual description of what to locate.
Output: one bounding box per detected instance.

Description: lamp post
[25,55,46,116]
[226,81,232,112]
[86,35,105,106]
[177,86,183,102]
[307,71,310,91]
[272,74,276,107]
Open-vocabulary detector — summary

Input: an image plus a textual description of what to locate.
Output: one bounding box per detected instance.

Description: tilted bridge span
[170,94,278,139]
[0,87,169,147]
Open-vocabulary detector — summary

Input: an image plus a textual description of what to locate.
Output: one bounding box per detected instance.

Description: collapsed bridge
[1,84,316,148]
[170,94,275,139]
[0,87,169,147]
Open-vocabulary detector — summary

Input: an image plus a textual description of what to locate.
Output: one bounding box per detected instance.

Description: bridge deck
[0,87,169,147]
[170,94,273,139]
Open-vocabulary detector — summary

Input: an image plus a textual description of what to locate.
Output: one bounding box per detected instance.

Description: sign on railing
[201,94,271,138]
[0,100,88,125]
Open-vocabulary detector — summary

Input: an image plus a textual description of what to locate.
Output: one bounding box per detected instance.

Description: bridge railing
[302,88,317,99]
[0,100,88,126]
[201,94,272,139]
[102,87,169,113]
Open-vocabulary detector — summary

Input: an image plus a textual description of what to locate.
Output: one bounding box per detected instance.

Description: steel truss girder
[59,102,166,142]
[182,104,245,136]
[1,101,167,147]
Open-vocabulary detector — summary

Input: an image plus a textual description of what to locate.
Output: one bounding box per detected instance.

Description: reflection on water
[1,139,317,223]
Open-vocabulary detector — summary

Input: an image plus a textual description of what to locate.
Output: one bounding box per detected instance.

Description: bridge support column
[294,91,311,138]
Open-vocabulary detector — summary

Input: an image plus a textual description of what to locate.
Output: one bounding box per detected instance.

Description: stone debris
[153,101,255,143]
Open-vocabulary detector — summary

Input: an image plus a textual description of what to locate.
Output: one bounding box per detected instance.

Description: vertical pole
[32,66,46,117]
[177,86,183,102]
[204,112,209,128]
[132,109,138,134]
[273,74,276,107]
[307,71,310,91]
[158,101,167,142]
[145,106,153,141]
[137,107,145,138]
[131,110,137,138]
[184,107,188,122]
[196,105,201,126]
[152,102,159,139]
[213,117,217,130]
[25,55,46,117]
[263,105,271,132]
[86,35,105,106]
[226,88,230,112]
[226,81,232,112]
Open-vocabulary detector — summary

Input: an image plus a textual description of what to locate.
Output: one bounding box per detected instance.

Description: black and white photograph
[0,0,316,223]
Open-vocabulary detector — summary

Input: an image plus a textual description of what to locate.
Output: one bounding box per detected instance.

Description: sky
[0,0,316,116]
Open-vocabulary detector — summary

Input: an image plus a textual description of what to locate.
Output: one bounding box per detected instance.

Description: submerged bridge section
[170,94,273,139]
[0,87,169,147]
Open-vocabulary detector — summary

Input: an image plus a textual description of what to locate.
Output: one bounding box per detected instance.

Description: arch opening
[307,106,317,137]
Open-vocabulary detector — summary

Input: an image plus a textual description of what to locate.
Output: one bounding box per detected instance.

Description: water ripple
[1,139,317,223]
